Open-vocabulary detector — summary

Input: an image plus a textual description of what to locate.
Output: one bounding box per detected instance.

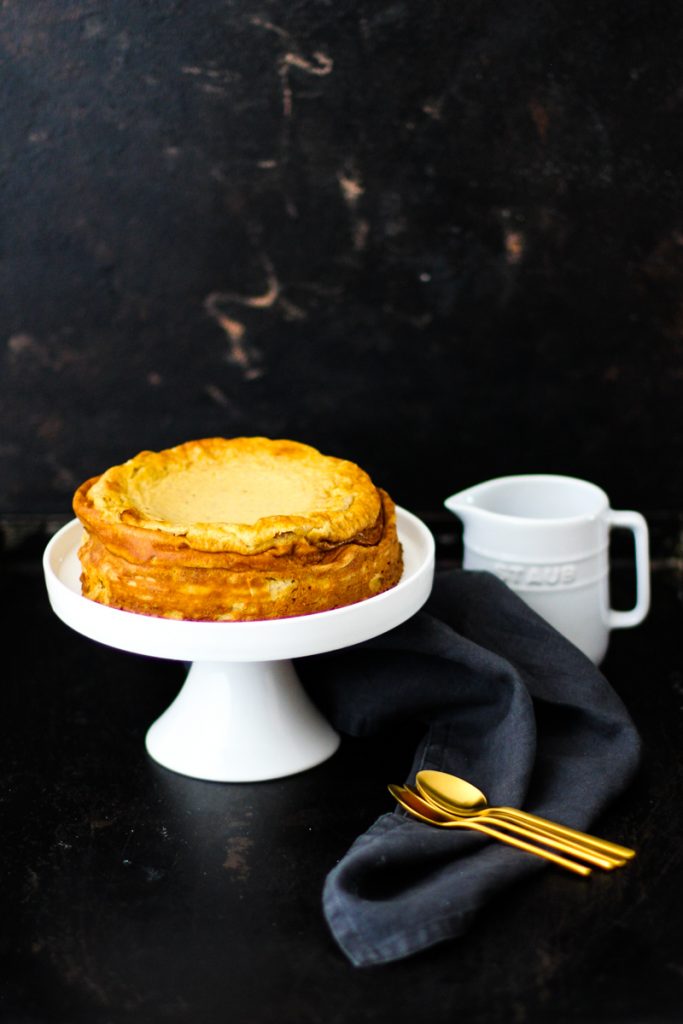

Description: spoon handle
[420,814,592,876]
[490,807,635,861]
[454,820,592,876]
[475,814,623,870]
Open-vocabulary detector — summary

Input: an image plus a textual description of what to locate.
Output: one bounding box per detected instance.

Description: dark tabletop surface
[1,521,682,1024]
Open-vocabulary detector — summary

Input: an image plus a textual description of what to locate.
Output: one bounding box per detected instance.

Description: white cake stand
[43,507,435,782]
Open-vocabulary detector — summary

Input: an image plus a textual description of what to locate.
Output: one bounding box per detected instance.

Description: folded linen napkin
[298,569,642,968]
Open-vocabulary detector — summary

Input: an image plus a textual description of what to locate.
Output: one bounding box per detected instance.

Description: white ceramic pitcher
[444,474,650,664]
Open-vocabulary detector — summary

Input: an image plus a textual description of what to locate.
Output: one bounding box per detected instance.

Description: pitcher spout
[443,488,479,526]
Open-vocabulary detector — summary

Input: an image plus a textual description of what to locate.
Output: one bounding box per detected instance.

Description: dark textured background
[1,0,682,519]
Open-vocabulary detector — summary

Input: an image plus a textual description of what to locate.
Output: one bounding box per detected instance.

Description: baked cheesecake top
[73,436,384,555]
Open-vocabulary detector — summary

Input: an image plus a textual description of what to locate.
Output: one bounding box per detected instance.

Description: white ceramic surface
[444,474,650,665]
[43,508,435,781]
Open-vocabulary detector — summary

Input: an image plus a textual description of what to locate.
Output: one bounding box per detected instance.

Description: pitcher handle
[606,510,650,630]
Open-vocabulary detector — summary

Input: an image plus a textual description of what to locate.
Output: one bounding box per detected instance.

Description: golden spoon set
[388,770,636,877]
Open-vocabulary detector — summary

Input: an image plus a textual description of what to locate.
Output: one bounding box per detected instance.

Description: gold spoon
[415,770,636,862]
[388,784,592,877]
[400,784,621,870]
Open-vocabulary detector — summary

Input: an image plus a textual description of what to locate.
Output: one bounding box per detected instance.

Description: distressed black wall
[1,0,682,519]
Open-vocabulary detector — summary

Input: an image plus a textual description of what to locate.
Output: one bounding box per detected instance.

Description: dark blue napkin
[300,569,641,968]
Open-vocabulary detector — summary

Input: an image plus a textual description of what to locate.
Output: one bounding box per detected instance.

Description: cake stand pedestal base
[145,659,340,782]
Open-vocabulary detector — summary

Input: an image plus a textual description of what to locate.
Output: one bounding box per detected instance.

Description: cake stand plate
[43,508,435,782]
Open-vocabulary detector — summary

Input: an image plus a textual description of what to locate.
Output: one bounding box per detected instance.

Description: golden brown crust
[72,437,403,621]
[74,436,382,556]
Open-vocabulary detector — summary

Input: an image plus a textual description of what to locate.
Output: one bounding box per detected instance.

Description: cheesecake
[72,436,403,621]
